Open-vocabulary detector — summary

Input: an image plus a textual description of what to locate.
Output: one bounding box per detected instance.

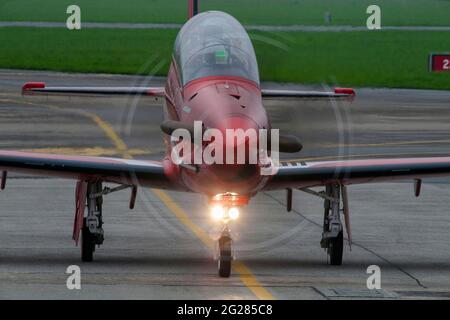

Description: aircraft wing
[0,150,181,190]
[261,87,355,99]
[22,82,165,97]
[265,156,450,190]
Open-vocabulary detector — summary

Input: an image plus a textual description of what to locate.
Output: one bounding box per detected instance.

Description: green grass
[255,31,450,89]
[0,27,449,90]
[1,0,450,26]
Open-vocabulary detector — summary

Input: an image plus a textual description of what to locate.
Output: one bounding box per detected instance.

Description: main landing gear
[81,181,104,262]
[75,181,137,262]
[299,183,351,266]
[321,184,344,265]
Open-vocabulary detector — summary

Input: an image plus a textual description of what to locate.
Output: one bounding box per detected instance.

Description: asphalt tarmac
[1,69,450,299]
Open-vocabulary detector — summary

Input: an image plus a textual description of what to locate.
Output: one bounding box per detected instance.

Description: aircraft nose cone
[204,116,262,190]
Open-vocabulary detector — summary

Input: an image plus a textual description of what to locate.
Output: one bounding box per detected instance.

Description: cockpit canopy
[174,11,259,85]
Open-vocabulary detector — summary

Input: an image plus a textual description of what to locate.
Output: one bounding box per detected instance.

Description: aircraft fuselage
[163,71,271,197]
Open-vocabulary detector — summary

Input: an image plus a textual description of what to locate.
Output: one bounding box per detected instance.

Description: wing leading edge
[261,87,355,99]
[265,157,450,190]
[0,150,182,190]
[22,82,165,97]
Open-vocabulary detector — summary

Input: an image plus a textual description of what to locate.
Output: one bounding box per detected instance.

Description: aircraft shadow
[2,253,450,273]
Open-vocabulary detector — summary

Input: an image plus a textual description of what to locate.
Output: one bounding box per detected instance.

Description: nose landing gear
[210,193,247,278]
[218,226,232,277]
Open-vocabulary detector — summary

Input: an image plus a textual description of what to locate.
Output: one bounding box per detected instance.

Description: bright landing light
[211,205,225,220]
[228,207,240,220]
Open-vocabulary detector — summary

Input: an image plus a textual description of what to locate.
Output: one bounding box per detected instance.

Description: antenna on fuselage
[188,0,200,19]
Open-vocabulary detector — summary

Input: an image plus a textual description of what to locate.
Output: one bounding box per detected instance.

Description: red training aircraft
[2,2,450,277]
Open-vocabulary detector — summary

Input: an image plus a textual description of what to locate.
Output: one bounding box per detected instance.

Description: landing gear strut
[218,226,232,277]
[210,193,247,277]
[74,181,137,262]
[81,217,95,261]
[300,183,346,265]
[81,181,105,262]
[320,184,343,265]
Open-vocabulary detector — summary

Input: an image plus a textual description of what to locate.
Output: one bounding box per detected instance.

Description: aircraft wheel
[328,231,343,265]
[81,218,95,262]
[218,236,232,277]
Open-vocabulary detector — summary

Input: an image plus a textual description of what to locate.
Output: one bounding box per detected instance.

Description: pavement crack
[263,192,428,289]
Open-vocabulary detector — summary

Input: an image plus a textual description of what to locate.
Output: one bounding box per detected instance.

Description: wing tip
[334,87,356,96]
[146,88,165,97]
[22,82,46,95]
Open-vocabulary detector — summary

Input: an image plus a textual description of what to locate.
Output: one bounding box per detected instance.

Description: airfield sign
[429,53,450,72]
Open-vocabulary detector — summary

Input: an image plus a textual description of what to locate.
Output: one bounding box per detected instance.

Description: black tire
[218,237,232,278]
[81,218,95,262]
[323,185,332,232]
[328,231,343,265]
